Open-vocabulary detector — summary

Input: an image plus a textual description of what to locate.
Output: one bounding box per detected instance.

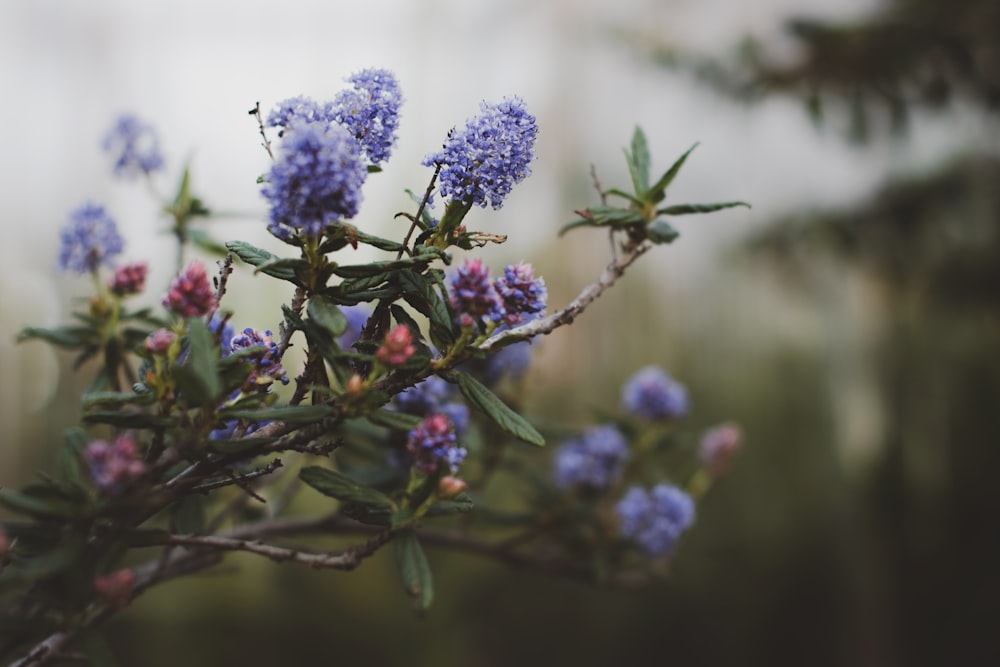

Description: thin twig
[397,165,441,259]
[248,102,274,161]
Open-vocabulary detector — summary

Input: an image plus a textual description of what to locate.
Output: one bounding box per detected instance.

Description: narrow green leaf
[424,494,474,517]
[647,142,699,204]
[186,228,228,256]
[332,255,435,279]
[0,488,77,519]
[17,326,93,349]
[398,270,454,346]
[367,408,422,431]
[300,466,395,510]
[222,404,334,423]
[454,371,544,446]
[656,201,751,216]
[394,530,434,611]
[81,411,176,429]
[307,294,348,336]
[81,391,156,410]
[183,318,221,405]
[226,241,302,283]
[626,126,651,195]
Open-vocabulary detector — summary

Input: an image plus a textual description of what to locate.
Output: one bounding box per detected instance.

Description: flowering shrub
[3,68,748,665]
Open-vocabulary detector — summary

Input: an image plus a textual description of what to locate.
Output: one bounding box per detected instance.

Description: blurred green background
[3,0,999,665]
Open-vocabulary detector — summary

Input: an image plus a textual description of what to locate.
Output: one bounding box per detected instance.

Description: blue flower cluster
[495,263,547,326]
[406,414,467,474]
[449,259,547,330]
[621,365,689,420]
[267,96,328,132]
[261,122,367,241]
[230,328,289,389]
[330,68,402,165]
[552,425,629,490]
[615,484,695,557]
[58,202,124,274]
[423,96,538,210]
[337,304,371,350]
[102,114,164,179]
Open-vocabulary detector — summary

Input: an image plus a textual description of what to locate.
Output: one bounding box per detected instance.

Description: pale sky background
[0,0,992,465]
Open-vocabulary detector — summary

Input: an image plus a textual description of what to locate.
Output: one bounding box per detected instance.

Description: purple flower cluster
[406,414,468,474]
[449,259,547,329]
[338,304,371,349]
[267,96,329,132]
[423,96,538,210]
[615,484,695,558]
[552,425,629,490]
[109,261,148,296]
[495,262,547,326]
[330,68,402,165]
[102,114,164,178]
[84,434,146,494]
[261,122,367,241]
[230,327,289,389]
[58,202,124,274]
[162,261,216,318]
[395,376,470,436]
[621,366,689,420]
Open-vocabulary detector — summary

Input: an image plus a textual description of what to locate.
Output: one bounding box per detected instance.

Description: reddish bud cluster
[162,261,216,318]
[109,261,148,296]
[94,569,136,608]
[145,328,176,353]
[376,324,416,366]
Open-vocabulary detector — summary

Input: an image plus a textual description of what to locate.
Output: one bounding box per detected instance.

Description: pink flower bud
[94,569,136,608]
[437,475,468,499]
[162,261,216,318]
[698,422,742,478]
[109,261,148,296]
[145,328,176,353]
[376,325,416,366]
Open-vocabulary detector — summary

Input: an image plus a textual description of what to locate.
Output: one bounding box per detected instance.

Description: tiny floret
[494,262,547,326]
[553,424,629,490]
[261,121,367,241]
[615,484,695,557]
[58,202,124,274]
[145,328,176,353]
[698,422,742,477]
[331,68,402,165]
[162,261,216,318]
[423,96,537,210]
[621,365,689,420]
[102,114,164,178]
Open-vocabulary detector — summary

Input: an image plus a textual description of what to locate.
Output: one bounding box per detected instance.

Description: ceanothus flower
[423,96,537,210]
[494,262,546,326]
[109,261,148,296]
[230,327,289,389]
[102,114,164,178]
[330,68,402,165]
[58,202,124,274]
[84,434,146,495]
[621,365,689,420]
[261,121,367,241]
[449,258,504,326]
[338,304,371,349]
[615,484,695,558]
[406,414,467,474]
[552,424,629,490]
[267,96,330,132]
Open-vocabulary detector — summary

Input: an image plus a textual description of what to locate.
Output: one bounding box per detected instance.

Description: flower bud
[109,261,148,296]
[698,423,742,478]
[346,373,365,395]
[376,325,416,366]
[94,569,136,608]
[437,475,468,499]
[145,328,176,353]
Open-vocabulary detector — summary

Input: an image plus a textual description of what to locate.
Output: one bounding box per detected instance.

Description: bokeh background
[2,0,999,665]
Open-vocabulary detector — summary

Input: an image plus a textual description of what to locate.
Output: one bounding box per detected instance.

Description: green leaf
[366,408,422,431]
[350,228,405,253]
[81,411,176,429]
[394,530,434,611]
[206,437,277,456]
[299,466,395,510]
[647,142,699,204]
[222,404,334,424]
[656,201,751,216]
[625,126,651,195]
[0,488,78,520]
[424,494,474,517]
[17,326,93,349]
[307,294,348,337]
[81,391,156,410]
[646,219,680,244]
[398,270,455,346]
[454,371,544,446]
[332,255,435,279]
[180,318,221,405]
[226,241,302,284]
[186,228,229,256]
